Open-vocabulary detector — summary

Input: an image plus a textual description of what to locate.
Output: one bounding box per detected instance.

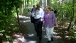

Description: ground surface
[3,15,76,43]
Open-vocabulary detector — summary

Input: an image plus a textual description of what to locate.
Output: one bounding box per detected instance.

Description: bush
[0,0,22,42]
[23,9,29,15]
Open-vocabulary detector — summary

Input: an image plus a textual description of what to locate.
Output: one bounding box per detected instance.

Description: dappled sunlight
[53,32,62,39]
[3,41,10,43]
[53,32,60,35]
[23,20,30,23]
[3,39,36,43]
[12,33,26,43]
[58,28,63,29]
[28,41,37,43]
[13,39,22,43]
[43,35,62,39]
[64,31,69,34]
[12,33,37,43]
[18,13,76,43]
[54,30,69,37]
[17,37,25,42]
[54,30,59,32]
[53,36,62,39]
[28,34,35,37]
[19,15,30,19]
[12,38,37,43]
[19,19,30,23]
[65,36,70,38]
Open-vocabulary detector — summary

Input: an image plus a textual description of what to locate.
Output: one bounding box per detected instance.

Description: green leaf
[0,30,5,33]
[0,33,3,36]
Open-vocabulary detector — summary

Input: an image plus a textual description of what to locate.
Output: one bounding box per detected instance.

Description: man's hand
[40,19,43,21]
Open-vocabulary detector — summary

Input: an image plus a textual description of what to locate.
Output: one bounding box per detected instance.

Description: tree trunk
[16,7,20,31]
[27,0,29,7]
[20,4,23,15]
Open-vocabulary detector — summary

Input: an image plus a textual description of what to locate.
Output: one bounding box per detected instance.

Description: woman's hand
[54,24,58,27]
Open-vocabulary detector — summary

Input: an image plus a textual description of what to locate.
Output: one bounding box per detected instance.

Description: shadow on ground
[54,26,76,43]
[18,15,62,43]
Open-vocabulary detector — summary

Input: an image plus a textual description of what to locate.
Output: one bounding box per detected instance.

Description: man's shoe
[38,40,41,43]
[47,41,50,43]
[51,37,53,42]
[39,41,41,43]
[36,35,39,37]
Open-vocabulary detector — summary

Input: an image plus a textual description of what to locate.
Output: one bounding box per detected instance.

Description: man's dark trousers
[34,19,43,41]
[30,16,35,23]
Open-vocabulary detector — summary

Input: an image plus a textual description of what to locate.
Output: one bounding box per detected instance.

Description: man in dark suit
[34,4,44,43]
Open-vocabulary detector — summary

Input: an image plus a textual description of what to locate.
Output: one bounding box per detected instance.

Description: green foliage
[70,29,76,38]
[51,0,73,21]
[23,9,29,15]
[0,0,22,42]
[49,0,76,38]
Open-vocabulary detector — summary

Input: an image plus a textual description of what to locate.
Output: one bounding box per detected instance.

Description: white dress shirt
[34,8,44,19]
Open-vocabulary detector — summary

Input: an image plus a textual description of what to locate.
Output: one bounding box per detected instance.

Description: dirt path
[16,15,62,43]
[3,15,75,43]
